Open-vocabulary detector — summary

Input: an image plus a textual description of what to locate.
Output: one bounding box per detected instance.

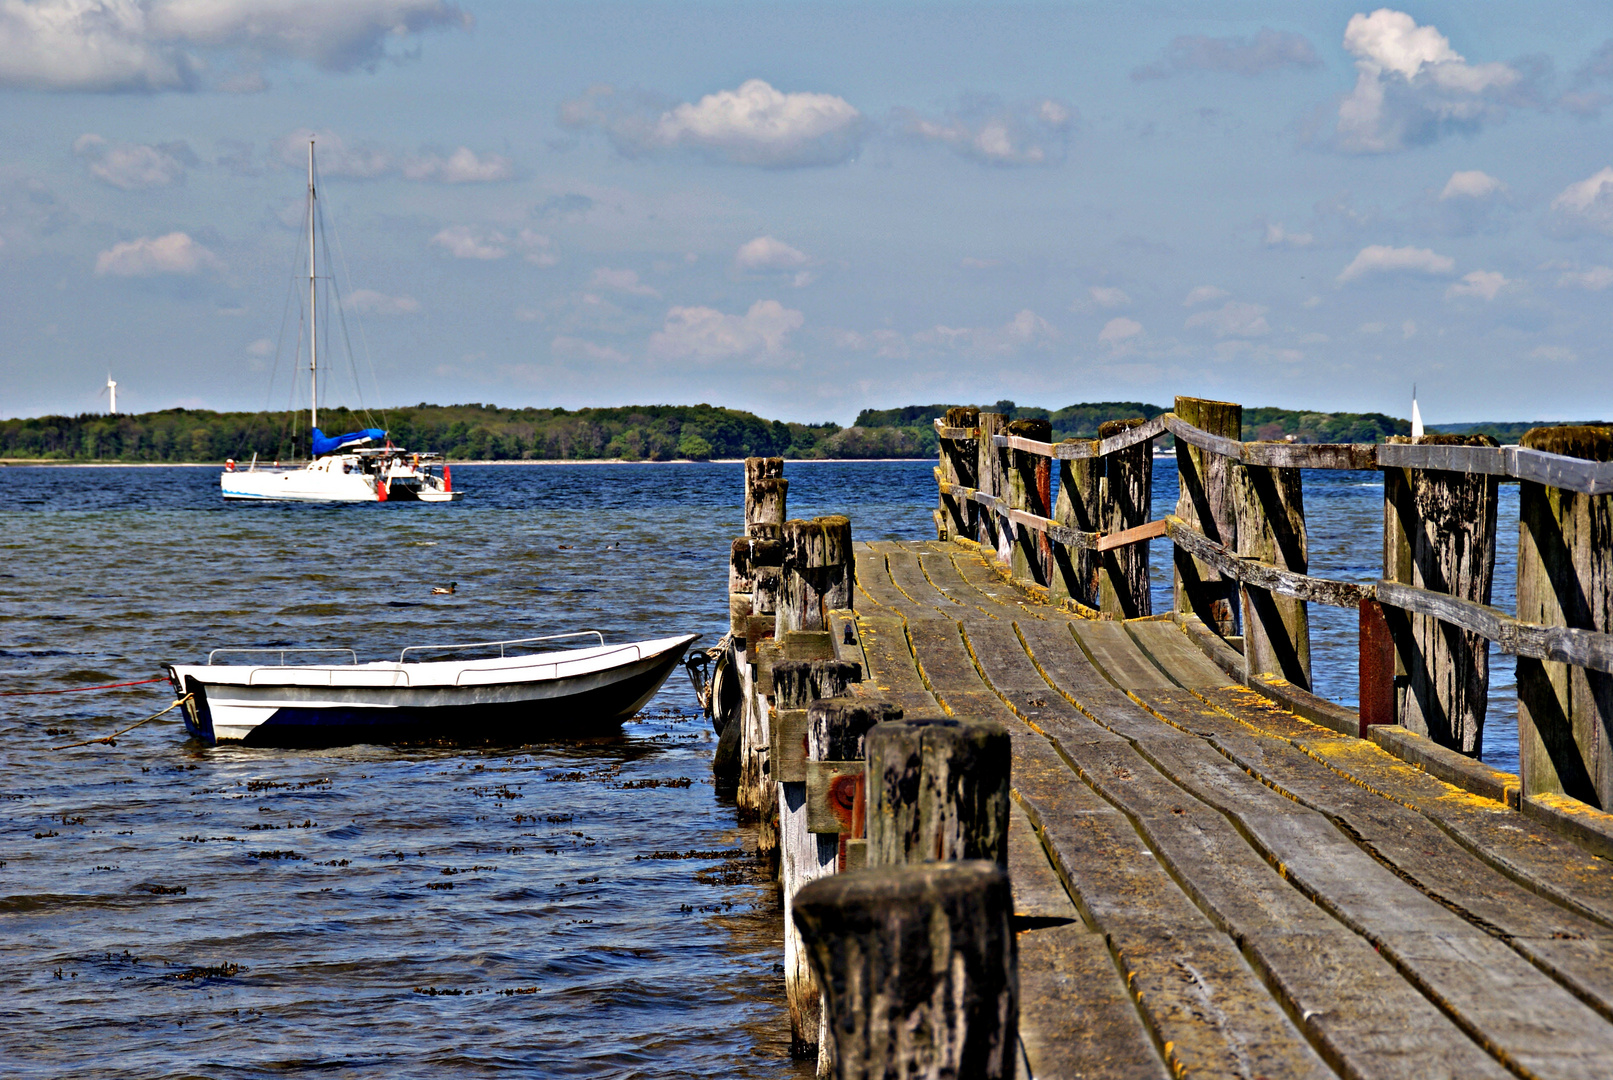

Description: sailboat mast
[308,139,317,433]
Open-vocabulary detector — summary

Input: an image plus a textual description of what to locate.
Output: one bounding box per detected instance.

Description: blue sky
[3,2,1613,425]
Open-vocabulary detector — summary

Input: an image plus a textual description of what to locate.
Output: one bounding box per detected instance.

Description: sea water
[0,459,1517,1077]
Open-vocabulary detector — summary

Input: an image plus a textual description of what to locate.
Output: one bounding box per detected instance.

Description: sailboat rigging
[221,140,460,503]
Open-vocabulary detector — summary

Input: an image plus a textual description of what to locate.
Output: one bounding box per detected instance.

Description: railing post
[1006,418,1052,585]
[1382,435,1499,756]
[1359,598,1396,737]
[1173,396,1241,637]
[1517,426,1613,805]
[1051,440,1100,608]
[976,412,1008,556]
[1098,417,1154,617]
[793,863,1017,1080]
[746,456,787,538]
[937,406,979,541]
[1232,457,1311,689]
[865,717,1010,867]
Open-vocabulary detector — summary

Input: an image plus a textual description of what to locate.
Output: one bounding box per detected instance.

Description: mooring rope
[51,695,192,751]
[2,676,168,697]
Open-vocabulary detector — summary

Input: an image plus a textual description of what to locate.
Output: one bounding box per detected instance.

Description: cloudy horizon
[3,2,1613,426]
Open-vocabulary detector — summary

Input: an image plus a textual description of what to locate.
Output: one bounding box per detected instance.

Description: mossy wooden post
[1173,397,1242,637]
[866,718,1009,868]
[976,412,1008,555]
[746,456,787,538]
[775,667,863,1057]
[793,863,1017,1080]
[1517,426,1613,805]
[779,517,855,636]
[1006,418,1052,585]
[937,406,979,541]
[1051,438,1100,607]
[1383,435,1499,755]
[1099,417,1153,617]
[1231,455,1311,689]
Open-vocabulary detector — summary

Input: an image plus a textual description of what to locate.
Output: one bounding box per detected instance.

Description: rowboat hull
[168,634,696,746]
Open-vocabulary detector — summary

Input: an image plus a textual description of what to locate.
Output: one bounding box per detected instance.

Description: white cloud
[1098,317,1143,348]
[1444,270,1509,301]
[1262,223,1313,247]
[960,256,1000,269]
[561,80,864,168]
[1358,322,1387,334]
[1089,286,1130,308]
[921,309,1056,355]
[1336,10,1523,153]
[401,147,513,183]
[94,231,222,276]
[1550,167,1613,236]
[1183,285,1229,306]
[735,235,809,273]
[516,229,558,266]
[649,299,804,362]
[246,337,272,355]
[275,129,510,183]
[1557,265,1613,290]
[429,225,508,260]
[348,288,419,314]
[1440,169,1505,200]
[897,96,1074,166]
[1337,244,1456,283]
[589,267,659,298]
[74,133,190,189]
[552,335,631,364]
[1185,300,1270,337]
[0,0,470,92]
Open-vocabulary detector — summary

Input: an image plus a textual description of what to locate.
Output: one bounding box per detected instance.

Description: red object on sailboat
[443,464,452,493]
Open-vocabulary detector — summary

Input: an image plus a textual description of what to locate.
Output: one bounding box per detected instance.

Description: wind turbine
[97,372,118,415]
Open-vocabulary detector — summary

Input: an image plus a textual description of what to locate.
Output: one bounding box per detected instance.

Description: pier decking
[847,537,1613,1080]
[720,398,1613,1078]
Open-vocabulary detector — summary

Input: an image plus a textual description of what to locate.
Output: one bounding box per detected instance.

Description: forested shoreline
[0,398,1555,463]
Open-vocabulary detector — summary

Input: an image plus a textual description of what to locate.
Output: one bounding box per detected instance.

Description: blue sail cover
[311,428,386,456]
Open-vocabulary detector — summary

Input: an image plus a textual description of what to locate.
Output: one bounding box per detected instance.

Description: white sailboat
[221,141,461,504]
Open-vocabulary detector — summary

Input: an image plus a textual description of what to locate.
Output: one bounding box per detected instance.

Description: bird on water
[431,582,457,595]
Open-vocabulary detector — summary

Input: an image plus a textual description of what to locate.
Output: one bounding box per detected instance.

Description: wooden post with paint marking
[1173,396,1242,638]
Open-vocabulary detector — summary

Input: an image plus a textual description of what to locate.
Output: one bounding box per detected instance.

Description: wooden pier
[716,397,1613,1079]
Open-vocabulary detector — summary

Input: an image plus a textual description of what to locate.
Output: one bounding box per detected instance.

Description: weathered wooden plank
[1016,926,1172,1080]
[977,412,1009,554]
[1512,445,1613,496]
[779,777,838,1053]
[1123,620,1239,690]
[937,424,980,440]
[1008,800,1078,922]
[1376,441,1511,476]
[770,708,809,783]
[1240,442,1380,470]
[1167,515,1373,607]
[1069,620,1173,689]
[806,760,865,834]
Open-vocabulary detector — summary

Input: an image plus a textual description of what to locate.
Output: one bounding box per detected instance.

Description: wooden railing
[933,397,1613,813]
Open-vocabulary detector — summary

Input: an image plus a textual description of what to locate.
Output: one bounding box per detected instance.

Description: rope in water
[1,676,168,697]
[52,695,193,751]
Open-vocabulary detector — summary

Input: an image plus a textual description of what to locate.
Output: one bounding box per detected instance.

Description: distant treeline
[2,399,1577,464]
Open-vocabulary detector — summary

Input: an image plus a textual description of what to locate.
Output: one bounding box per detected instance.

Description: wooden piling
[1173,397,1242,637]
[1006,418,1053,585]
[1383,435,1500,755]
[938,406,980,541]
[1231,453,1312,688]
[865,718,1010,868]
[745,457,787,537]
[779,517,855,636]
[976,412,1008,554]
[1517,426,1613,805]
[1098,417,1153,617]
[793,862,1018,1080]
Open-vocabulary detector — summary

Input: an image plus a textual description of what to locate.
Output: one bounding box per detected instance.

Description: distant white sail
[1411,390,1423,440]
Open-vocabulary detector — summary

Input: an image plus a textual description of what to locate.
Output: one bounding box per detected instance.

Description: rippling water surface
[0,457,1522,1077]
[0,461,933,1079]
